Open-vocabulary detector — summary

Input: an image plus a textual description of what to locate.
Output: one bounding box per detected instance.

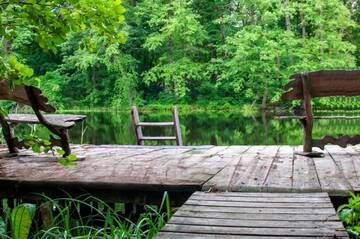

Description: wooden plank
[262,146,294,192]
[194,191,329,198]
[179,205,336,214]
[326,145,360,190]
[189,195,330,203]
[184,200,332,208]
[228,146,280,191]
[169,217,344,229]
[312,148,352,194]
[202,146,251,191]
[156,232,348,239]
[160,224,348,237]
[137,122,174,126]
[192,192,330,203]
[173,211,340,221]
[0,81,55,112]
[0,146,227,190]
[292,146,322,192]
[139,136,177,141]
[282,70,360,100]
[159,192,347,238]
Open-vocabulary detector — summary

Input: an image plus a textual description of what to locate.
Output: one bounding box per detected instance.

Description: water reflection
[8,111,360,146]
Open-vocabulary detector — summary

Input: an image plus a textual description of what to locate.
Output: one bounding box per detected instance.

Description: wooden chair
[131,106,183,146]
[0,80,85,157]
[280,70,360,157]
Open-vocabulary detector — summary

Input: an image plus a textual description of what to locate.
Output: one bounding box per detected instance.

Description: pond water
[11,111,360,146]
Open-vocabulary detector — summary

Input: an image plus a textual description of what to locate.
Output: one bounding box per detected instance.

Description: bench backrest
[281,70,360,101]
[0,80,55,113]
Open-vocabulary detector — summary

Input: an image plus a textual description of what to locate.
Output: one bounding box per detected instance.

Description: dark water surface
[12,111,360,146]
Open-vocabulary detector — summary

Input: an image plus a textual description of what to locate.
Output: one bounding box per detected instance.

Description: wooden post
[301,74,313,153]
[0,113,18,154]
[131,106,144,145]
[172,107,183,146]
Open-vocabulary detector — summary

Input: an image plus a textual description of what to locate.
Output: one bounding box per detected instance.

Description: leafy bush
[338,192,360,238]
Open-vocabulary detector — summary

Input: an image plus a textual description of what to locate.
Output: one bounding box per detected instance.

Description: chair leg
[300,118,312,153]
[0,113,18,154]
[59,129,71,157]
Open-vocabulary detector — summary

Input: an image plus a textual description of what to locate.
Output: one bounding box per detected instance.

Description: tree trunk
[262,78,268,109]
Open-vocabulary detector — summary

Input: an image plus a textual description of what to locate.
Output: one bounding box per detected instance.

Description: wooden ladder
[131,106,183,146]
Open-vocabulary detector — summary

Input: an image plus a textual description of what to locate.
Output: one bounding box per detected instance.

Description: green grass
[0,193,171,239]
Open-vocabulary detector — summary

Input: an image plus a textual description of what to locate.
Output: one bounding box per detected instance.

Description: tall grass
[0,192,171,239]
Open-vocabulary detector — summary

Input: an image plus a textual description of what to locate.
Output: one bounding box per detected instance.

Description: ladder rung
[137,122,174,127]
[140,136,177,141]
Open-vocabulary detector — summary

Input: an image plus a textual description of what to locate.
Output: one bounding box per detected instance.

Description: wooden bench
[0,80,86,157]
[131,106,183,146]
[280,70,360,156]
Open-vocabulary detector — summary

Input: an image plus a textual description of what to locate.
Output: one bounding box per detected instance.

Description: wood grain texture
[156,232,348,239]
[6,114,86,129]
[282,70,360,100]
[0,145,359,200]
[156,192,348,239]
[0,81,55,112]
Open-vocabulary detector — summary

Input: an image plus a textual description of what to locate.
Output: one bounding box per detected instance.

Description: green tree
[137,0,208,100]
[0,0,125,87]
[217,0,356,108]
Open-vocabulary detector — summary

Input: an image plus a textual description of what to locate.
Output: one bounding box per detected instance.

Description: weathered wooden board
[313,148,352,194]
[0,145,231,198]
[327,145,360,190]
[156,232,346,239]
[282,70,360,100]
[0,144,360,200]
[292,146,322,192]
[262,146,293,191]
[156,192,348,239]
[6,114,86,128]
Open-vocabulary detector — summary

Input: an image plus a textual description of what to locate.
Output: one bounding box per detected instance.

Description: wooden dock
[156,192,348,238]
[0,144,359,200]
[0,144,354,238]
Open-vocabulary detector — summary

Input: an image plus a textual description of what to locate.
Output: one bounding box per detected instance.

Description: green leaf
[31,144,41,153]
[56,149,65,155]
[67,154,77,161]
[11,204,36,239]
[0,217,6,236]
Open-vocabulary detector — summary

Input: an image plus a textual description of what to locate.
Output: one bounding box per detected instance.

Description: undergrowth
[0,192,171,239]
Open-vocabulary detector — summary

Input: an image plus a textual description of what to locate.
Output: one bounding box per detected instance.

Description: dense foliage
[4,0,360,109]
[338,192,360,238]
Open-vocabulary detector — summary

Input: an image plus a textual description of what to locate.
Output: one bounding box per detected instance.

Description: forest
[5,0,360,110]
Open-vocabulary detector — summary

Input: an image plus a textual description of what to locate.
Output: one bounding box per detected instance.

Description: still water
[10,112,360,145]
[12,111,360,146]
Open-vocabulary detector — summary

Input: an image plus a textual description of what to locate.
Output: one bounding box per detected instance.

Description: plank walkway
[0,144,360,201]
[156,192,348,239]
